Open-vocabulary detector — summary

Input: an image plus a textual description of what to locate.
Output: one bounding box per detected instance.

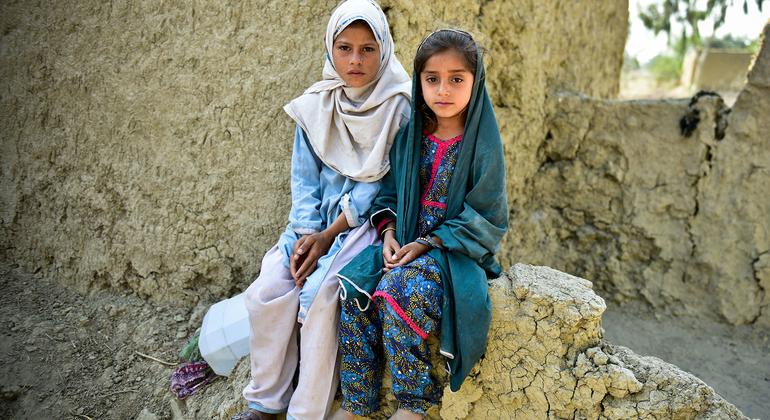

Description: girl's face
[420,49,474,124]
[332,23,380,88]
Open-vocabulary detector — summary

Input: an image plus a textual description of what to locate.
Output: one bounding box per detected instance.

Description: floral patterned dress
[339,132,462,415]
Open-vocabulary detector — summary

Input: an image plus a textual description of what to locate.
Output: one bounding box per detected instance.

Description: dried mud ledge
[176,264,747,419]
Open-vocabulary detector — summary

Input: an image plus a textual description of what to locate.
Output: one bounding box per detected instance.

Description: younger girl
[334,29,508,418]
[233,1,411,419]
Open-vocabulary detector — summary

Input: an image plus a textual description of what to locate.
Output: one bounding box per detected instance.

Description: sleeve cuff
[369,208,397,227]
[375,217,394,234]
[340,194,362,228]
[292,227,320,235]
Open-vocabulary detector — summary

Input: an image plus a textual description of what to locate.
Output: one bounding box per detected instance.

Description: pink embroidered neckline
[423,130,463,144]
[421,131,462,207]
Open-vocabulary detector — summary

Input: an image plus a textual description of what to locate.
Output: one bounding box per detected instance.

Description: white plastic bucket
[199,293,250,376]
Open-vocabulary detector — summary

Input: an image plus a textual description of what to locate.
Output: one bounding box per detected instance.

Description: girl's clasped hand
[289,231,334,287]
[381,227,429,272]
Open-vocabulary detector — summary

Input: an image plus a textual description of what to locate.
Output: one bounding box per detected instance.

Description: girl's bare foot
[389,408,423,420]
[329,408,356,420]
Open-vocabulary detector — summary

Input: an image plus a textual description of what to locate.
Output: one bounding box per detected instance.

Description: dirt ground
[0,262,204,419]
[1,261,769,419]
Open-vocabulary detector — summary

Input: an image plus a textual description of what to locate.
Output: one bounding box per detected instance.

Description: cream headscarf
[283,0,411,183]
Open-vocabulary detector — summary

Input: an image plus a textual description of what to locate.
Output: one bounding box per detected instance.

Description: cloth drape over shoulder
[344,47,509,391]
[283,0,411,183]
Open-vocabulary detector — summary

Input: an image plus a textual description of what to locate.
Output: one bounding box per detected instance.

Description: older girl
[233,1,410,419]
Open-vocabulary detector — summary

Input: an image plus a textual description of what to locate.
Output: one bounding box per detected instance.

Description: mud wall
[511,25,770,325]
[0,1,628,303]
[693,31,770,325]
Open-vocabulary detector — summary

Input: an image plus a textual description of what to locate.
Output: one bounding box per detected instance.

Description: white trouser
[242,224,376,419]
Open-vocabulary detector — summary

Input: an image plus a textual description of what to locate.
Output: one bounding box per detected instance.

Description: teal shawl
[340,49,508,391]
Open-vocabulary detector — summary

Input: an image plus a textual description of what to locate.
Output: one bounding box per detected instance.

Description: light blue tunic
[277,125,380,321]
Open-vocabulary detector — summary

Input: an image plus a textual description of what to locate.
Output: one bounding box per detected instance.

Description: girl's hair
[414,29,479,133]
[344,19,371,33]
[334,19,373,41]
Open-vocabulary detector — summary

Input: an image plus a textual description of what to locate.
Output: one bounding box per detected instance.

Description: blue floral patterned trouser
[339,254,444,415]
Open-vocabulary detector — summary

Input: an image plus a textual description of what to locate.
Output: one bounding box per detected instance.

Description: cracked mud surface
[603,300,770,419]
[174,264,753,419]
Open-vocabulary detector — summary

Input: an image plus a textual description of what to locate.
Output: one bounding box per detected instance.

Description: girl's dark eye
[337,45,351,52]
[363,47,375,53]
[425,76,437,83]
[452,77,464,83]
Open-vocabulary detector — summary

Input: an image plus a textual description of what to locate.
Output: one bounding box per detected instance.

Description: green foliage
[702,34,758,50]
[641,31,759,84]
[639,0,765,56]
[646,53,683,81]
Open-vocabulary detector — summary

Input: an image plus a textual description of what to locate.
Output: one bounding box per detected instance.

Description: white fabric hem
[369,207,397,226]
[340,193,361,228]
[440,349,455,360]
[293,227,319,235]
[337,273,373,312]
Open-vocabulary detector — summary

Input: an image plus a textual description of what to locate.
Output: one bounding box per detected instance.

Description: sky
[626,0,770,63]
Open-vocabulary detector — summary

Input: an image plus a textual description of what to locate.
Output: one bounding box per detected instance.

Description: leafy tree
[702,33,757,49]
[640,0,765,57]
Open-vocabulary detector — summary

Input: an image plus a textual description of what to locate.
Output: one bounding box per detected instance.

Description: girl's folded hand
[382,230,401,272]
[385,241,430,271]
[291,232,334,287]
